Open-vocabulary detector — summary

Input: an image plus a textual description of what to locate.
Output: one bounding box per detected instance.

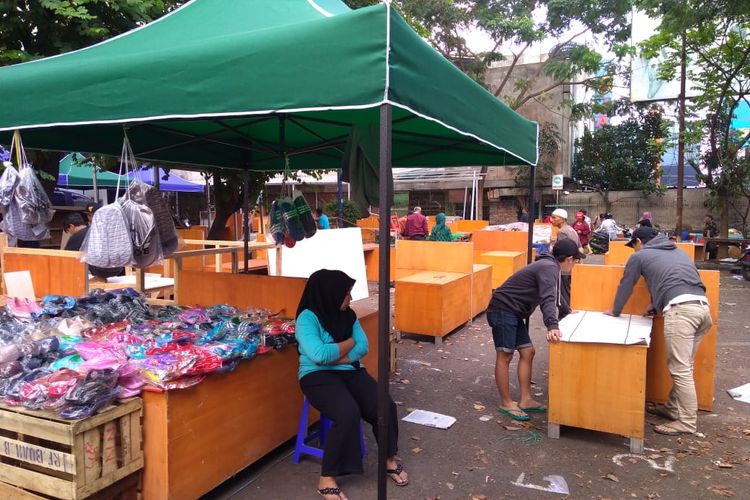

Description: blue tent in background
[127,166,204,193]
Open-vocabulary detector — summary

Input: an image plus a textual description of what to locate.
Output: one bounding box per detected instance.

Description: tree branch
[494,42,530,98]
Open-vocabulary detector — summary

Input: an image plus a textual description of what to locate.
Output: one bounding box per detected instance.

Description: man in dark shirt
[63,213,124,279]
[486,239,585,421]
[403,206,428,240]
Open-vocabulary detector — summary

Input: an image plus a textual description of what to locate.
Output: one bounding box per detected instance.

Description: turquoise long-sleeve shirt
[295,309,369,380]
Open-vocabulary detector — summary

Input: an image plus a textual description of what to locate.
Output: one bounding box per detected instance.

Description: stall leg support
[434,336,442,346]
[548,423,560,439]
[630,438,644,454]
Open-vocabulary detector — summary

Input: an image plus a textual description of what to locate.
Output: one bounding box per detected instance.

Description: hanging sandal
[318,486,345,499]
[386,461,409,487]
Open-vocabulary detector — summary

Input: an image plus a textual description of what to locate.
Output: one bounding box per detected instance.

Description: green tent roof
[58,153,124,188]
[0,0,538,169]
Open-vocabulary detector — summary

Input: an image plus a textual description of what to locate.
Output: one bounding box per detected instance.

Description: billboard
[630,11,700,102]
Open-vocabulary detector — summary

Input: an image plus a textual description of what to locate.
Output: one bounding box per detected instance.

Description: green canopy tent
[0,2,539,496]
[58,153,124,188]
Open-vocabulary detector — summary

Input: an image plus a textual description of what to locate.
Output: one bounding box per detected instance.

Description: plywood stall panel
[475,250,526,289]
[646,270,719,410]
[570,265,718,410]
[604,241,697,266]
[395,272,471,337]
[395,240,474,277]
[470,230,529,260]
[364,244,395,281]
[472,264,492,318]
[1,248,86,297]
[549,342,647,439]
[142,271,380,500]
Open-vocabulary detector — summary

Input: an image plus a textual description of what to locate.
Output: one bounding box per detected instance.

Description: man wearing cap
[550,208,583,251]
[486,239,585,421]
[605,227,711,436]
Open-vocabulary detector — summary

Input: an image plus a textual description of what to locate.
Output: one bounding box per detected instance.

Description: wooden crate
[0,399,143,500]
[475,250,526,289]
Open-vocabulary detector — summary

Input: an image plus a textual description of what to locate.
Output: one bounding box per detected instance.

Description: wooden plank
[475,251,526,289]
[141,393,169,500]
[364,245,395,281]
[1,247,81,258]
[0,480,48,499]
[175,271,306,317]
[72,399,142,435]
[605,241,697,265]
[0,435,76,474]
[119,416,131,466]
[181,238,275,249]
[0,463,74,500]
[471,264,492,318]
[0,411,72,445]
[130,409,142,464]
[170,246,240,258]
[395,240,473,275]
[83,428,102,483]
[100,422,117,476]
[471,230,529,253]
[549,342,647,439]
[76,457,143,499]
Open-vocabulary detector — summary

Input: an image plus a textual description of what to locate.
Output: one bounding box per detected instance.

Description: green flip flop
[499,407,530,421]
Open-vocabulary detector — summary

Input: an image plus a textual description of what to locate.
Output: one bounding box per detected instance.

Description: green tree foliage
[636,0,750,238]
[324,199,361,228]
[514,121,561,191]
[573,104,668,209]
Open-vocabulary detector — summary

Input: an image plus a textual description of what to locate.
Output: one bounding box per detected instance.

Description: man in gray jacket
[605,227,711,435]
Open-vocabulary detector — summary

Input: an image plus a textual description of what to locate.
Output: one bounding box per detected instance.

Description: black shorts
[486,309,532,353]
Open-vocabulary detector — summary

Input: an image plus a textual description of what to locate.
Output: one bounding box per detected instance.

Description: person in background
[84,203,96,225]
[599,213,622,240]
[428,212,453,242]
[403,206,428,240]
[486,239,585,421]
[295,270,408,499]
[637,212,653,228]
[315,208,330,229]
[703,214,718,260]
[543,214,552,224]
[519,208,530,223]
[580,209,592,230]
[605,227,711,436]
[572,211,592,252]
[550,209,583,251]
[62,213,124,280]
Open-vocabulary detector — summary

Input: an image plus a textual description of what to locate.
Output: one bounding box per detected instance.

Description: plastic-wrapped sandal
[278,199,305,242]
[268,201,286,245]
[293,195,317,238]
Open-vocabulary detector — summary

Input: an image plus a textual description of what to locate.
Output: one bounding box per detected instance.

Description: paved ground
[205,258,750,500]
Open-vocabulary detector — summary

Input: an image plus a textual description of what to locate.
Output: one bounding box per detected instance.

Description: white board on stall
[266,227,369,301]
[559,311,653,345]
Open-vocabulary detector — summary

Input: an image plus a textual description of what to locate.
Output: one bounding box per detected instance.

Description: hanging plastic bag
[80,202,133,268]
[268,200,286,245]
[0,163,19,210]
[119,195,162,268]
[293,194,317,238]
[130,178,178,257]
[15,166,54,226]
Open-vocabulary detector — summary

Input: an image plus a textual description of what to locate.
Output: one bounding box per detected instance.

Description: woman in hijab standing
[428,212,453,241]
[296,270,408,500]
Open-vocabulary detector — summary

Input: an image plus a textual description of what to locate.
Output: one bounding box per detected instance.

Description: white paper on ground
[727,383,750,404]
[511,473,570,495]
[402,409,456,429]
[266,227,369,301]
[558,311,653,345]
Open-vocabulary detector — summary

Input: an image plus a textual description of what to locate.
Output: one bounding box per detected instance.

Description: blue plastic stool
[292,397,366,464]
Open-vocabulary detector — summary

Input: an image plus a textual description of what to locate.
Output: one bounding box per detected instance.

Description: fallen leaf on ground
[411,447,423,454]
[411,436,421,441]
[708,485,735,497]
[471,495,488,500]
[446,482,454,490]
[716,462,734,469]
[602,473,619,482]
[400,379,411,384]
[473,404,486,411]
[503,424,526,431]
[574,473,584,478]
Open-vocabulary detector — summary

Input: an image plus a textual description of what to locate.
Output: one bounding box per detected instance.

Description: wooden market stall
[393,240,491,344]
[141,271,380,500]
[548,264,719,452]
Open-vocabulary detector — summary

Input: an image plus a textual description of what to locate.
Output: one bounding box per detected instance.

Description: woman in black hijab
[295,269,407,500]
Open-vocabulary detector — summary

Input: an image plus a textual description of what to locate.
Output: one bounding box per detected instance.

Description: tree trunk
[718,202,730,259]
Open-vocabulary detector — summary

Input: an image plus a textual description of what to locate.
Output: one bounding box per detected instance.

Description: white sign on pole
[552,174,564,190]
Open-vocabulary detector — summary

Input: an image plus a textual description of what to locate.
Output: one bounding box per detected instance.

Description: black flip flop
[386,462,409,487]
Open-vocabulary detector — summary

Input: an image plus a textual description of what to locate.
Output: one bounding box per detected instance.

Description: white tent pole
[463,186,467,219]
